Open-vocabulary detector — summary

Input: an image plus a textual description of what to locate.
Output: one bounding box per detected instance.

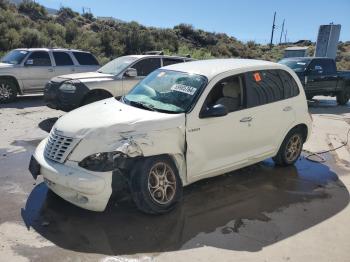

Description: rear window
[245,70,284,107]
[245,69,300,108]
[278,70,300,98]
[73,52,99,66]
[53,52,74,66]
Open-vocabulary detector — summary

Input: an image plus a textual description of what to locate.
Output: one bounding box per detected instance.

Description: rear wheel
[273,129,304,166]
[0,79,17,103]
[336,90,349,105]
[130,155,182,214]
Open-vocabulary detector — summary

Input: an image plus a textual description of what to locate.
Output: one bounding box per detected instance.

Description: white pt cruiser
[29,59,312,214]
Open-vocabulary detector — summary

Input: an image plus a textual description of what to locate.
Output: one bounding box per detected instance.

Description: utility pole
[270,11,276,49]
[284,29,288,43]
[279,19,285,44]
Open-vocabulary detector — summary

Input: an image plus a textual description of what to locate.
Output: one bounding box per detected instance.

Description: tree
[18,0,47,21]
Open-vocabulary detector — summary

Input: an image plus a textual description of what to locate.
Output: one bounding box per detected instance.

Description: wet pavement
[1,96,350,261]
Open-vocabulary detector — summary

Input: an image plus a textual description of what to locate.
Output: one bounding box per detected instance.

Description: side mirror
[200,104,228,118]
[124,68,137,77]
[25,59,34,66]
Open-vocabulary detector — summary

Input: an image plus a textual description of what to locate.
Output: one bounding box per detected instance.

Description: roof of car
[127,54,193,60]
[162,58,281,79]
[15,48,89,53]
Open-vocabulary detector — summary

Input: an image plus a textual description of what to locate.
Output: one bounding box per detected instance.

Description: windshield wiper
[128,100,157,112]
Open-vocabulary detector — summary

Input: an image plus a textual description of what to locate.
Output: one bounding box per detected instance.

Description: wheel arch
[81,89,113,105]
[0,75,22,95]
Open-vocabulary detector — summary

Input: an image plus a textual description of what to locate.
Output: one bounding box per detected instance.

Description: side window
[319,60,334,74]
[308,60,323,75]
[132,58,161,76]
[26,51,51,66]
[53,52,74,66]
[163,58,183,66]
[278,70,300,98]
[203,75,244,113]
[73,52,99,65]
[245,70,284,108]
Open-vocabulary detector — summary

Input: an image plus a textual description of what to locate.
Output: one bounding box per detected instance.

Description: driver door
[186,73,254,182]
[122,58,161,94]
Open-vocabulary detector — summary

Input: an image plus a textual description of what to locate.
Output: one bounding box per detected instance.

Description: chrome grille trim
[44,129,79,163]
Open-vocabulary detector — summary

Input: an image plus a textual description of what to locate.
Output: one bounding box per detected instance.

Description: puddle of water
[20,156,349,255]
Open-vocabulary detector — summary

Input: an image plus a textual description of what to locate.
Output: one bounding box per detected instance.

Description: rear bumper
[32,139,113,212]
[44,81,88,112]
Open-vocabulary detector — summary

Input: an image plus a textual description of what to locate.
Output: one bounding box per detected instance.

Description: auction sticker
[171,84,197,95]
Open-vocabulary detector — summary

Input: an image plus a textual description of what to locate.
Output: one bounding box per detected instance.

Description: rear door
[242,69,296,157]
[21,51,55,93]
[52,51,76,76]
[122,58,161,94]
[72,52,100,73]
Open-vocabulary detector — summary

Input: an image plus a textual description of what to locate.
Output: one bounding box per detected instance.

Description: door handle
[283,106,292,112]
[48,68,54,72]
[240,116,253,122]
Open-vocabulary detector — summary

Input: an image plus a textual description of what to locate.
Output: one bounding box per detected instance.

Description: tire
[306,94,314,100]
[82,92,111,105]
[273,129,304,166]
[130,155,183,214]
[336,90,349,105]
[0,79,17,103]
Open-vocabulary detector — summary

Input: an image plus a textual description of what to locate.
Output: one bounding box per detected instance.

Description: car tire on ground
[336,90,349,105]
[0,78,17,103]
[130,155,183,214]
[273,128,304,166]
[82,92,112,106]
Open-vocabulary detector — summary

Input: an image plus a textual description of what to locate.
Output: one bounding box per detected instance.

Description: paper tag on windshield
[171,84,197,95]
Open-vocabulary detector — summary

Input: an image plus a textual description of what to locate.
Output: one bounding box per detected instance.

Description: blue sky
[37,0,350,44]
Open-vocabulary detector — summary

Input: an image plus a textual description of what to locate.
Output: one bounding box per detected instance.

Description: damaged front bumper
[30,139,113,212]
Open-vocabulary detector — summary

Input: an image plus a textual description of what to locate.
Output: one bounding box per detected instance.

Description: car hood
[55,96,184,137]
[52,71,115,83]
[0,63,14,69]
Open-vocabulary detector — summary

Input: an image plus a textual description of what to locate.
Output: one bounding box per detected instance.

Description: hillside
[0,0,349,69]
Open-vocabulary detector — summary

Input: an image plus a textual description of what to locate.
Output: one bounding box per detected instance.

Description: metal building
[284,47,309,58]
[314,24,341,58]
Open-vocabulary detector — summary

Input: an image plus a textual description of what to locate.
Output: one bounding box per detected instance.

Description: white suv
[29,59,312,214]
[0,48,100,103]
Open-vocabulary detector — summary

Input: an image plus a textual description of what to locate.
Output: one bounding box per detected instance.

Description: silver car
[44,54,193,111]
[0,48,100,103]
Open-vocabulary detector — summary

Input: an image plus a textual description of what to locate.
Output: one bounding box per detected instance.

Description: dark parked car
[279,57,350,105]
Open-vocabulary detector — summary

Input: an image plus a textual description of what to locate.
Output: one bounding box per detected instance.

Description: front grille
[44,129,79,163]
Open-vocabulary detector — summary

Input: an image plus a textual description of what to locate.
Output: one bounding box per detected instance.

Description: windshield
[123,69,207,113]
[1,50,29,65]
[279,59,310,72]
[98,56,138,75]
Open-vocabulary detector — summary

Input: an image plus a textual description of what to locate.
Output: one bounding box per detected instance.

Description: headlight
[79,152,126,172]
[59,82,76,93]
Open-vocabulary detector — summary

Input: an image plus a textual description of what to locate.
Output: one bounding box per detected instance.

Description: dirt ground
[0,96,350,262]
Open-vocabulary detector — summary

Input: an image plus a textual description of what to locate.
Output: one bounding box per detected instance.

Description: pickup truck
[279,57,350,105]
[0,48,100,103]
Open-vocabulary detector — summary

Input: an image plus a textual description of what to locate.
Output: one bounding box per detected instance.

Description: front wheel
[0,79,17,103]
[273,129,304,166]
[336,90,349,105]
[130,155,182,214]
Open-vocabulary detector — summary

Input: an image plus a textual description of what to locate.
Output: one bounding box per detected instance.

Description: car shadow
[38,117,58,133]
[21,157,349,255]
[0,95,45,109]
